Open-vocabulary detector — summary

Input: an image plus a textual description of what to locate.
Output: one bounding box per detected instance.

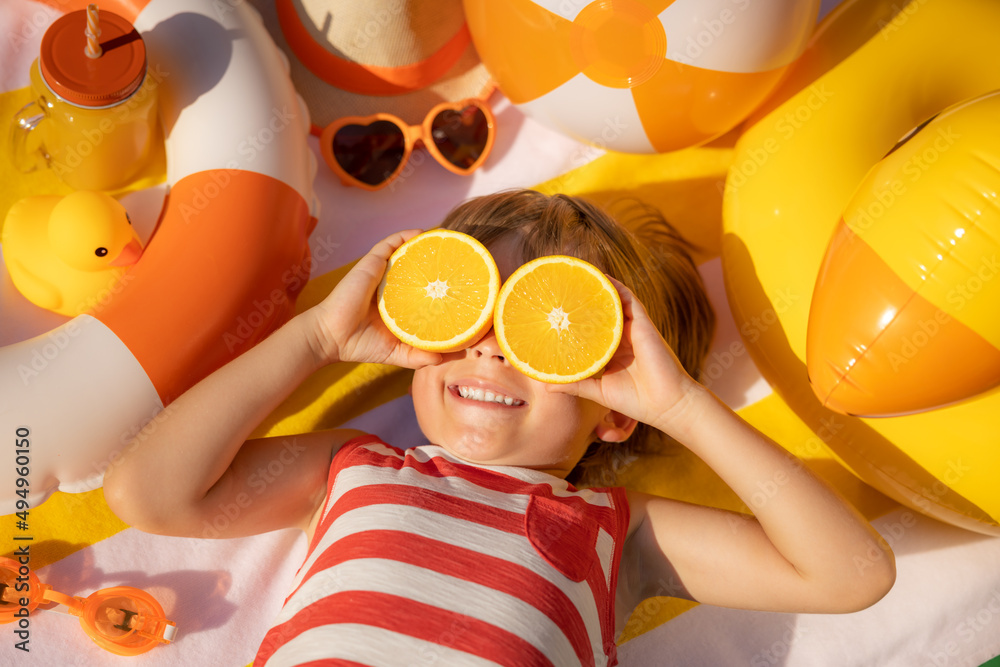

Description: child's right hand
[547,277,701,437]
[303,230,443,370]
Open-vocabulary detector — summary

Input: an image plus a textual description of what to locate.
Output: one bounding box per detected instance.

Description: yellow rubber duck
[1,191,144,316]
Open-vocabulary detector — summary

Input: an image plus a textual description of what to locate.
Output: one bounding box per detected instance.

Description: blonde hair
[440,189,716,486]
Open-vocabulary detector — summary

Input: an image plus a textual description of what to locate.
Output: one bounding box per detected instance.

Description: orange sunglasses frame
[318,97,497,191]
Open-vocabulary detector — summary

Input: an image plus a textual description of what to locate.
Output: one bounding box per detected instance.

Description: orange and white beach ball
[464,0,820,153]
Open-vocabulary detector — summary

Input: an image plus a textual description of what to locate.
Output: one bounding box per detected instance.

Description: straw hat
[250,0,494,129]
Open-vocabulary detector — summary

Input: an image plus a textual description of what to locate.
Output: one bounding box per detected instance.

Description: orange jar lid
[40,9,146,108]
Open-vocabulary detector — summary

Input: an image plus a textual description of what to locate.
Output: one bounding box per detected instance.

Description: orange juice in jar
[9,5,160,191]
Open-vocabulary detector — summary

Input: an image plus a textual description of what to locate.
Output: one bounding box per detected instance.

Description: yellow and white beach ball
[464,0,820,153]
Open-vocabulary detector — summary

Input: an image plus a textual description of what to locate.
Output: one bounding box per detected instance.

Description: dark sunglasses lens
[430,106,490,170]
[332,120,406,186]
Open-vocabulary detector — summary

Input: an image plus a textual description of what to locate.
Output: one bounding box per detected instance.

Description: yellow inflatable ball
[463,0,820,153]
[808,92,1000,418]
[722,0,1000,535]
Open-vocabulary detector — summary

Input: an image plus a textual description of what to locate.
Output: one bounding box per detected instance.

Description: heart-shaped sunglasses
[319,97,496,191]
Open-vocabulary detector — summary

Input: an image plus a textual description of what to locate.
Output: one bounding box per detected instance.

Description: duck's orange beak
[110,238,144,267]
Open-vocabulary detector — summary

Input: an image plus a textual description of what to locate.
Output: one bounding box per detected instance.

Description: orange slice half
[494,255,623,383]
[377,229,500,352]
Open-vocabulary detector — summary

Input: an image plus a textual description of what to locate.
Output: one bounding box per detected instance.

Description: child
[104,190,895,666]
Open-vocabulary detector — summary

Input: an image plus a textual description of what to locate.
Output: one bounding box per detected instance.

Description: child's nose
[468,328,506,362]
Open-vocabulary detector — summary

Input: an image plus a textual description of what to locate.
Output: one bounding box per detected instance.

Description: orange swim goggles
[0,557,176,656]
[318,94,496,191]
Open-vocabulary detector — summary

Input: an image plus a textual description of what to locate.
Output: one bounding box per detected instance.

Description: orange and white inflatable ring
[0,0,317,513]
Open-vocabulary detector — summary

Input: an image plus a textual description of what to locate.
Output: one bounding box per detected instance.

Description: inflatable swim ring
[723,0,1000,535]
[0,0,317,514]
[463,0,820,153]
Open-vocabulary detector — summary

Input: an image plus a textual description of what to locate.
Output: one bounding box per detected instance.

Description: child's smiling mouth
[450,385,526,407]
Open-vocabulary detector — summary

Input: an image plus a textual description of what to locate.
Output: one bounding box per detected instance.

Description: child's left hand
[570,284,896,616]
[548,278,700,434]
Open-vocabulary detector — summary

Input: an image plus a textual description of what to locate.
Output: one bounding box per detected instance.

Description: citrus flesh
[494,256,623,383]
[377,229,500,352]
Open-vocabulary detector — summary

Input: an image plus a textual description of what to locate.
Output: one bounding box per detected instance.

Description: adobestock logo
[200,438,307,538]
[669,0,757,67]
[16,320,83,386]
[48,64,170,180]
[882,253,996,373]
[846,126,960,237]
[878,0,931,40]
[719,84,835,198]
[749,622,807,667]
[222,235,341,353]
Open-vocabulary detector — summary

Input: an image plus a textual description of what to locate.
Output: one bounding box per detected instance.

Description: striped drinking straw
[85,3,102,58]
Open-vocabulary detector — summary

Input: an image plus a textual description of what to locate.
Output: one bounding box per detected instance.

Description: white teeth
[456,386,524,406]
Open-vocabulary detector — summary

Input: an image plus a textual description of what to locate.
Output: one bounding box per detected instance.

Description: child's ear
[594,410,637,443]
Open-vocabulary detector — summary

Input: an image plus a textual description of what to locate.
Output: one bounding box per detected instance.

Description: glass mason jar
[9,7,160,191]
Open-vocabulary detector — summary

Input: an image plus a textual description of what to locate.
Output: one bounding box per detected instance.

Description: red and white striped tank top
[254,435,629,667]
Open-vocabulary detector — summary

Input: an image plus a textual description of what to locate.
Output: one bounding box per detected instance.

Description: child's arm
[103,231,441,538]
[552,279,895,613]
